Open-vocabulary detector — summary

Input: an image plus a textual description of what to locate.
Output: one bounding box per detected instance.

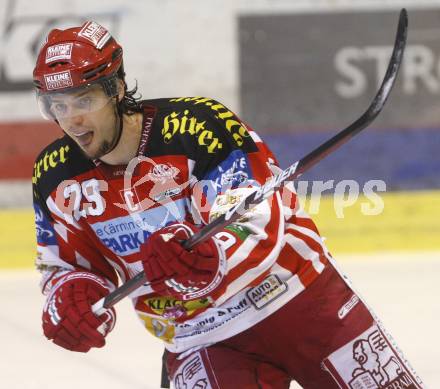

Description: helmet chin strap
[101,96,124,157]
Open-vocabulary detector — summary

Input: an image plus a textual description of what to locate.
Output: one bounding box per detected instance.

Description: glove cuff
[175,235,227,301]
[44,271,115,318]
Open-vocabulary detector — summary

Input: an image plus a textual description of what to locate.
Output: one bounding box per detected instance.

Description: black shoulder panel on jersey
[143,97,259,179]
[32,135,94,201]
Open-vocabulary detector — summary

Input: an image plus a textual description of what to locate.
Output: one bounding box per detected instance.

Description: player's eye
[52,102,68,114]
[76,96,92,109]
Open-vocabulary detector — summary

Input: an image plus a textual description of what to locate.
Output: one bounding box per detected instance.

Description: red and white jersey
[33,97,331,353]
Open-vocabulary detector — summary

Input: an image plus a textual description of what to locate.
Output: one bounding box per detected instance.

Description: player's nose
[70,114,85,126]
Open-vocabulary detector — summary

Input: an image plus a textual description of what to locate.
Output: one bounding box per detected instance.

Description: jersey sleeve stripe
[285,222,332,263]
[283,234,326,273]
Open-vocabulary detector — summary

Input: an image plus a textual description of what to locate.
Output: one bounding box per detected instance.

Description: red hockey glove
[42,272,116,352]
[142,222,227,301]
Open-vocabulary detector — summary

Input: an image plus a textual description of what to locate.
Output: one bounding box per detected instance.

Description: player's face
[49,85,119,159]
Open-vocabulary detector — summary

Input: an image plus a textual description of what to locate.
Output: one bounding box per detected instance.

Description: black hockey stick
[92,8,407,316]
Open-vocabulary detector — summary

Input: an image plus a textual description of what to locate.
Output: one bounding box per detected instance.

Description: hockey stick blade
[92,8,407,315]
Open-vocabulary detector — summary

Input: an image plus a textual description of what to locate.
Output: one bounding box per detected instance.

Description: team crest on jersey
[173,353,212,389]
[147,163,179,184]
[323,325,423,389]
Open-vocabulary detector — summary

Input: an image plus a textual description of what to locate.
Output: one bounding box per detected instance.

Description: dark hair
[117,64,143,114]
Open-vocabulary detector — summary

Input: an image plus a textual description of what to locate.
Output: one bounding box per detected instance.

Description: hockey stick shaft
[93,8,407,315]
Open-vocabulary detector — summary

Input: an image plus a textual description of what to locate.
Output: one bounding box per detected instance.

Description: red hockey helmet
[33,21,123,120]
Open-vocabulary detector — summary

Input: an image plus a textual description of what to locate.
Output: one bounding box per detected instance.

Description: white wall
[1,0,440,120]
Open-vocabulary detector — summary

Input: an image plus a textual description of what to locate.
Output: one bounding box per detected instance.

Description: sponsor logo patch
[175,297,249,339]
[78,21,111,49]
[91,199,187,255]
[224,224,252,241]
[206,150,252,193]
[161,110,223,153]
[323,325,423,389]
[138,314,175,342]
[34,204,57,245]
[45,43,73,63]
[338,294,360,319]
[44,70,73,90]
[201,150,254,208]
[92,216,150,255]
[32,144,70,184]
[153,186,182,202]
[246,274,288,310]
[208,187,259,223]
[169,96,251,148]
[146,297,210,319]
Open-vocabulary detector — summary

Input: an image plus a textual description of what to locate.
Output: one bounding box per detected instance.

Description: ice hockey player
[32,21,424,388]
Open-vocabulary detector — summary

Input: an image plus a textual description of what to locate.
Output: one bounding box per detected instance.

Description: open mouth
[71,130,93,147]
